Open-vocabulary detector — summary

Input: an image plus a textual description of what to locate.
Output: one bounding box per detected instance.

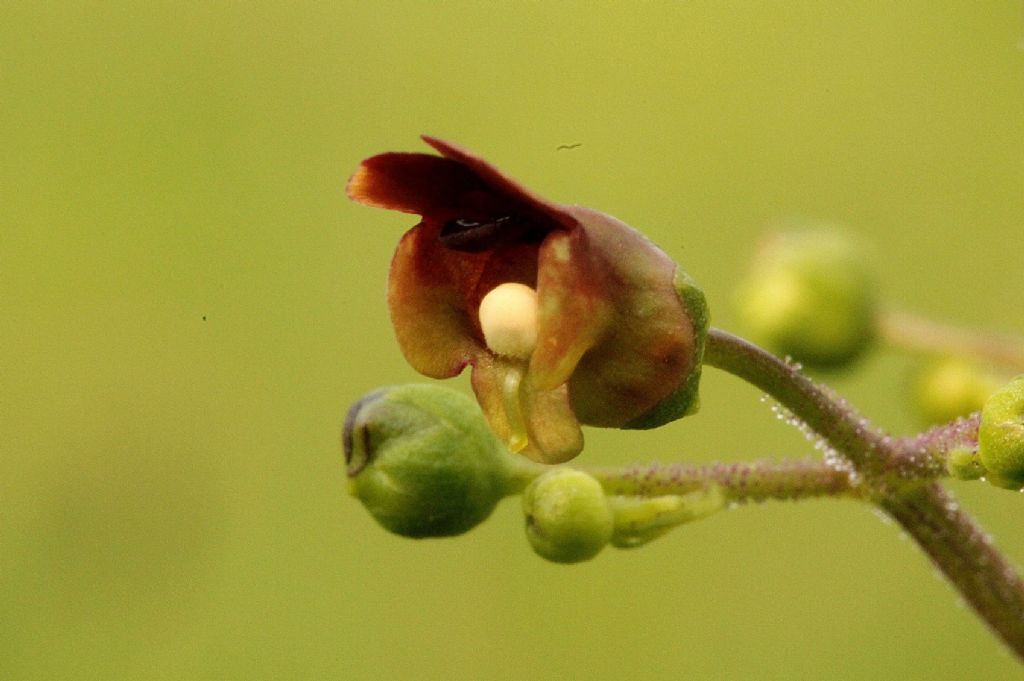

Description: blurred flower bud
[914,357,1002,426]
[609,486,724,548]
[736,228,877,370]
[522,468,613,563]
[978,375,1024,490]
[344,384,518,537]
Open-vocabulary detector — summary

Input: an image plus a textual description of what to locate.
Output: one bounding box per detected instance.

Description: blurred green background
[3,3,1023,679]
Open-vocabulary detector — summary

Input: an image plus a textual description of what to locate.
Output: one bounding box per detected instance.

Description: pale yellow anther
[479,283,539,360]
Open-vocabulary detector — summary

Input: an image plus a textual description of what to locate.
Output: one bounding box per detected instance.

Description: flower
[347,136,707,463]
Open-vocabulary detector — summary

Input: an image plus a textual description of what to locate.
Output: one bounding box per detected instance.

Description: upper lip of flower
[347,136,607,391]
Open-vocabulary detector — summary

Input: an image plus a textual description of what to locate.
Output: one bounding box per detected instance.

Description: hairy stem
[880,483,1024,658]
[704,328,890,473]
[587,457,861,503]
[880,309,1024,371]
[891,413,980,477]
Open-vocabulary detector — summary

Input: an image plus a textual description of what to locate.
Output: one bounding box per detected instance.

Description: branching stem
[703,326,1024,661]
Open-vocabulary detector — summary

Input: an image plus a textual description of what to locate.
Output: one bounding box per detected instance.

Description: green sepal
[610,485,724,549]
[623,268,709,429]
[946,448,985,481]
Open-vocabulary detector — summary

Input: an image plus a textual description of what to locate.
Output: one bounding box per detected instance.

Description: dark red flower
[347,137,707,463]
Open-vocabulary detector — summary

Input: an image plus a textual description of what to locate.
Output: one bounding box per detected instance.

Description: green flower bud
[978,375,1024,490]
[914,358,1002,426]
[522,468,613,563]
[344,384,518,537]
[736,228,877,370]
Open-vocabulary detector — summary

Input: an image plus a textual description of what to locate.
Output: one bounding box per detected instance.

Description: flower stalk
[702,328,889,473]
[588,458,860,503]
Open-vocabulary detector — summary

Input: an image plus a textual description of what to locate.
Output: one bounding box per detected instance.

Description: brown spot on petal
[440,215,546,253]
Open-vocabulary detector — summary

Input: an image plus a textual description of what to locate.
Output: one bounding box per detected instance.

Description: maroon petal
[529,228,612,391]
[387,222,485,378]
[347,151,486,216]
[422,136,578,230]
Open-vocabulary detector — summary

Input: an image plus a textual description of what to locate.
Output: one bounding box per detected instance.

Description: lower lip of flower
[478,282,541,454]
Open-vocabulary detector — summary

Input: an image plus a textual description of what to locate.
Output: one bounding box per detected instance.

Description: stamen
[503,365,529,453]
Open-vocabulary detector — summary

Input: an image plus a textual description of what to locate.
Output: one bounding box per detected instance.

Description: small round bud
[522,468,613,563]
[478,283,539,359]
[946,448,984,481]
[344,384,515,537]
[978,375,1024,490]
[914,358,1002,426]
[735,228,877,370]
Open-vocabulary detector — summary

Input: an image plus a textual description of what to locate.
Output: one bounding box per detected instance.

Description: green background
[3,3,1023,679]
